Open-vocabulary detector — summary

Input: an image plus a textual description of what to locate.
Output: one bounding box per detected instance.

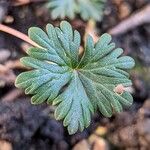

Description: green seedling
[46,0,106,21]
[15,21,135,134]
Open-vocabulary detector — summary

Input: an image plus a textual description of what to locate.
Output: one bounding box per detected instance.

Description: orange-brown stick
[12,0,46,6]
[0,23,40,48]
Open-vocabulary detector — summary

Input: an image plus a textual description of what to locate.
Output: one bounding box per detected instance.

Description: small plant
[15,21,135,134]
[46,0,106,21]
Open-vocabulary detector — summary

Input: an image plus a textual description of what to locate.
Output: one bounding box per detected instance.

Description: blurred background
[0,0,150,150]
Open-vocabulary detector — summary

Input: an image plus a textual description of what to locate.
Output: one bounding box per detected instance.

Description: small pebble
[0,49,11,63]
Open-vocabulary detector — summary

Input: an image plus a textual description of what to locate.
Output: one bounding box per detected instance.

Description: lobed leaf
[47,0,106,21]
[15,21,135,134]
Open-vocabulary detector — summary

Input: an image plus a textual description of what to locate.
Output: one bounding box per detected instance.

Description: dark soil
[0,0,150,150]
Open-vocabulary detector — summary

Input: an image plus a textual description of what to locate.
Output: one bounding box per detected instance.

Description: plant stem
[0,23,41,48]
[13,0,46,6]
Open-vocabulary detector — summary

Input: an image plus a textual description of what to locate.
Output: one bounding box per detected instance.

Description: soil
[0,0,150,150]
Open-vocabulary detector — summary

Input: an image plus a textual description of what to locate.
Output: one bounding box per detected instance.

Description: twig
[13,0,30,6]
[81,19,98,55]
[0,64,8,73]
[2,89,23,102]
[108,5,150,35]
[84,19,99,43]
[12,0,46,6]
[6,60,26,70]
[0,23,40,48]
[0,59,27,74]
[0,71,16,85]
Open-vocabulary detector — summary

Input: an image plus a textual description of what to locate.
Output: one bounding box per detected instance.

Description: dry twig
[6,60,26,70]
[12,0,46,6]
[0,60,27,74]
[108,5,150,35]
[2,89,23,102]
[84,19,99,43]
[0,71,16,85]
[0,59,28,86]
[0,23,40,48]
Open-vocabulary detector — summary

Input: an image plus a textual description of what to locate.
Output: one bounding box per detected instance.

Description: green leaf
[15,21,135,134]
[77,0,105,21]
[46,0,106,21]
[46,0,76,19]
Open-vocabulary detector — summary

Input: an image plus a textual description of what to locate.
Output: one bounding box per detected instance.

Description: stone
[0,140,12,150]
[0,49,10,63]
[89,134,108,150]
[94,126,107,136]
[72,139,90,150]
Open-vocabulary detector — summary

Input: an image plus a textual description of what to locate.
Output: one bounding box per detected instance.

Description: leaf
[15,21,135,134]
[46,0,76,19]
[77,0,105,21]
[46,0,106,21]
